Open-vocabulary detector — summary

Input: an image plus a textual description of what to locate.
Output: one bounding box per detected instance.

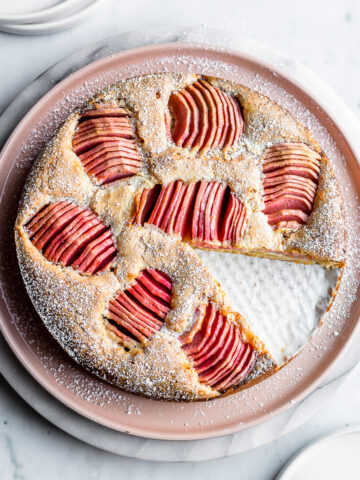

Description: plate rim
[0,40,360,441]
[275,424,360,479]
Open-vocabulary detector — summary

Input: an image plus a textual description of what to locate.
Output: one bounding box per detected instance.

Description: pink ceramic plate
[0,43,359,440]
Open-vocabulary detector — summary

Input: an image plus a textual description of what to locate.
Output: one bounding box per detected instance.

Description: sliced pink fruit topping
[72,103,142,185]
[263,194,313,215]
[159,181,184,233]
[228,96,244,145]
[147,269,173,291]
[134,185,162,225]
[191,181,209,241]
[203,182,221,243]
[173,182,198,238]
[200,80,224,148]
[165,181,187,235]
[223,92,236,146]
[80,140,138,165]
[167,80,244,151]
[194,81,217,149]
[185,83,209,150]
[105,269,172,344]
[209,183,227,242]
[197,182,214,243]
[199,328,241,385]
[264,165,319,182]
[219,191,246,246]
[262,143,321,230]
[194,317,230,370]
[71,231,115,273]
[215,344,255,390]
[26,201,117,274]
[29,203,80,249]
[179,303,256,390]
[96,165,139,185]
[137,270,172,303]
[168,91,191,146]
[44,210,94,261]
[263,183,315,204]
[106,322,137,346]
[266,209,308,226]
[181,90,200,148]
[181,304,217,356]
[148,182,176,228]
[127,281,170,318]
[216,86,231,148]
[134,181,246,248]
[116,292,163,329]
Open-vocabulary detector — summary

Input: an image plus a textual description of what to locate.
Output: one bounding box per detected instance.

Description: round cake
[15,73,346,401]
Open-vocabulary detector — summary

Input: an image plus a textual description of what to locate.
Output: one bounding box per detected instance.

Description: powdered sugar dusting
[0,43,359,433]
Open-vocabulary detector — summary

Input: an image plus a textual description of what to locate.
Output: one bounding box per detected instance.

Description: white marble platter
[0,27,360,461]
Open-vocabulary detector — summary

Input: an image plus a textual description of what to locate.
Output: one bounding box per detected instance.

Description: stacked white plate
[0,0,104,35]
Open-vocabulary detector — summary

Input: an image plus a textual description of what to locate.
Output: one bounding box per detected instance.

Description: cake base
[1,28,360,447]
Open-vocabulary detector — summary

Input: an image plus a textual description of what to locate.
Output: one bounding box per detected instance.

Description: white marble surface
[0,0,360,478]
[1,367,360,480]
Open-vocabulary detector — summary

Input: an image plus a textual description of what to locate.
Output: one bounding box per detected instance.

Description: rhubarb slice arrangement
[134,180,246,248]
[180,304,255,390]
[262,143,321,230]
[105,269,172,345]
[166,80,244,151]
[72,103,142,185]
[26,201,117,274]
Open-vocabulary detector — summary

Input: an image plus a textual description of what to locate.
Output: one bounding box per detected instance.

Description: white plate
[276,425,360,480]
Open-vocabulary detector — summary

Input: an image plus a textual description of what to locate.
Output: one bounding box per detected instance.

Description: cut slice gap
[195,249,342,365]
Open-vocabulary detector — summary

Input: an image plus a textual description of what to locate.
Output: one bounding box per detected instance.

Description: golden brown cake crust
[15,73,346,400]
